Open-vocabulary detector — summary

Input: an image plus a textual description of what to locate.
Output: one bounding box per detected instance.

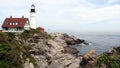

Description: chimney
[22,16,24,18]
[10,16,12,18]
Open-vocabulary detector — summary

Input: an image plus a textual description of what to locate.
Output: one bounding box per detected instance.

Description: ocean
[68,32,120,55]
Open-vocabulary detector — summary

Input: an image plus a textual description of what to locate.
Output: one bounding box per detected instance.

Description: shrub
[0,33,23,68]
[114,47,120,55]
[19,29,39,40]
[96,47,120,68]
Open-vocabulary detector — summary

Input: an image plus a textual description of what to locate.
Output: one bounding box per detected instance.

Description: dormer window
[10,22,12,25]
[13,22,15,25]
[15,22,18,25]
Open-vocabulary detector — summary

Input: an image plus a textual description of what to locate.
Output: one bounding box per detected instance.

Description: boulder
[83,50,97,60]
[47,40,64,52]
[66,62,80,68]
[33,33,40,39]
[34,55,49,68]
[27,38,34,43]
[80,50,97,68]
[76,39,89,45]
[54,37,67,47]
[24,58,34,68]
[50,60,64,68]
[51,53,81,68]
[85,61,95,68]
[64,47,79,54]
[105,48,115,55]
[50,33,64,39]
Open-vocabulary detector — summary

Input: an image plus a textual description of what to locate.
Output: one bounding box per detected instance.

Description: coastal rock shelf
[22,32,88,68]
[50,33,89,45]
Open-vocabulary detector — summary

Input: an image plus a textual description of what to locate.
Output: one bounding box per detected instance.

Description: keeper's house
[1,16,30,32]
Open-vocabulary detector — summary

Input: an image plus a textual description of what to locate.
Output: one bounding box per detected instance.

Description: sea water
[69,32,120,55]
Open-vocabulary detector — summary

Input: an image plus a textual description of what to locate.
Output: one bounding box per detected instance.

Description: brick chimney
[22,16,24,18]
[10,16,12,18]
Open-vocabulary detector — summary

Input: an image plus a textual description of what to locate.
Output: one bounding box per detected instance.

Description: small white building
[1,4,36,32]
[2,16,30,32]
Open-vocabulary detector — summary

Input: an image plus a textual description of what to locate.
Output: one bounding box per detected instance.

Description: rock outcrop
[80,50,98,68]
[50,33,88,45]
[21,32,88,68]
[8,30,92,68]
[29,39,81,68]
[24,58,34,68]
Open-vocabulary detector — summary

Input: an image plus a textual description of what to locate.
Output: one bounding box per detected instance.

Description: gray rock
[64,47,79,54]
[84,50,97,60]
[80,50,97,68]
[24,32,88,68]
[24,58,34,68]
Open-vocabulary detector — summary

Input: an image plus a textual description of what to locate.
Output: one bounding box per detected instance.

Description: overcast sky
[0,0,120,32]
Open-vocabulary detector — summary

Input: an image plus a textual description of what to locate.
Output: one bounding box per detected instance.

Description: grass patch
[96,47,120,68]
[0,33,23,68]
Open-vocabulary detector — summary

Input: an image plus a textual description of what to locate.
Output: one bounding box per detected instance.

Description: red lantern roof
[2,16,29,28]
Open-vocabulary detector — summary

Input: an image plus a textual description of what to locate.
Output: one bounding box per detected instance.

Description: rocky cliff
[22,32,88,68]
[0,29,120,68]
[0,29,88,68]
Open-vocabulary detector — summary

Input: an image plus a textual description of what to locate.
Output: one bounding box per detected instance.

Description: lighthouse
[30,4,36,29]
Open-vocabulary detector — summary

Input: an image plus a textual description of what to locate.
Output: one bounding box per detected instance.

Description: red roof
[2,16,29,28]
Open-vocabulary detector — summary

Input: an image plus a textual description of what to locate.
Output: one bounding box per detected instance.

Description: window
[13,22,15,25]
[10,22,12,25]
[9,22,18,25]
[15,22,18,25]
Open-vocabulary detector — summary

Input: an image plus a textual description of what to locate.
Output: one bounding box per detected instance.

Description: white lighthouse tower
[30,4,36,29]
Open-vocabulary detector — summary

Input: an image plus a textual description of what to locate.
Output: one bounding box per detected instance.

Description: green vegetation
[19,29,39,40]
[0,29,52,68]
[0,33,22,68]
[114,47,120,55]
[96,47,120,68]
[22,45,38,68]
[19,29,52,40]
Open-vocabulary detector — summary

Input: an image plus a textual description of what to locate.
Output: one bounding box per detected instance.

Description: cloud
[0,0,120,32]
[43,4,120,31]
[78,5,120,23]
[54,3,120,24]
[108,0,120,4]
[39,0,73,4]
[0,0,28,9]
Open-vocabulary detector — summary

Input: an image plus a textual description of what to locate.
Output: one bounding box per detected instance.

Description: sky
[0,0,120,32]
